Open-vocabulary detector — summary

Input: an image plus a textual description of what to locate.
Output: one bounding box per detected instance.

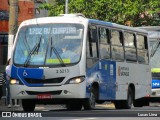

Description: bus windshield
[150,40,160,68]
[13,23,84,66]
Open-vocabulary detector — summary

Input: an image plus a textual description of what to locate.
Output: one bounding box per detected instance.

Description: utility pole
[8,0,18,59]
[65,0,68,14]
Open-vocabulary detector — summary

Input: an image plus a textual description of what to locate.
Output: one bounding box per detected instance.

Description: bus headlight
[65,76,85,84]
[10,79,19,85]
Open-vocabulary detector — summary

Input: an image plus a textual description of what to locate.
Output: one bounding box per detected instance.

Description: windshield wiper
[49,37,65,67]
[24,36,42,67]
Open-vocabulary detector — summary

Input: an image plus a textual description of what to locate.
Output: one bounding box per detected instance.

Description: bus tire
[114,87,133,109]
[124,87,133,109]
[83,87,96,110]
[66,102,82,110]
[22,99,35,112]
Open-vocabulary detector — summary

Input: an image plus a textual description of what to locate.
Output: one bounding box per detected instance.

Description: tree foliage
[40,0,160,26]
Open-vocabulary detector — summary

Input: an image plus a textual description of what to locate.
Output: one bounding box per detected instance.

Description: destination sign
[29,27,77,35]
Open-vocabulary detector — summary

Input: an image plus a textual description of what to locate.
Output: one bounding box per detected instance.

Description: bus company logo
[118,66,129,76]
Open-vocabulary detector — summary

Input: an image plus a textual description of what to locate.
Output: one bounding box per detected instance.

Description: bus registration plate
[37,94,52,99]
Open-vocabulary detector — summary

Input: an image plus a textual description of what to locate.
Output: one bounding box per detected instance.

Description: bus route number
[56,69,69,73]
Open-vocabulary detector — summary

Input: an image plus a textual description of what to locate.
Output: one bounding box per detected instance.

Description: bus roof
[137,26,160,39]
[19,14,148,34]
[137,26,160,31]
[89,19,147,34]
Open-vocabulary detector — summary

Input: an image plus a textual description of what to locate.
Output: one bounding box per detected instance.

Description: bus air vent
[26,90,62,95]
[24,77,65,84]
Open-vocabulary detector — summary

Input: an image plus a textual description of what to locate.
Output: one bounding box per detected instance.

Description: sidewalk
[0,97,48,111]
[0,96,22,111]
[0,97,66,111]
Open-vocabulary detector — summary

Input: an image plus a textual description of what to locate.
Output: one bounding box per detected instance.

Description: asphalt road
[0,100,160,119]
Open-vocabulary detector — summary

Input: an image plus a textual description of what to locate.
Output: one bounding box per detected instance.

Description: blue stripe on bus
[89,19,113,27]
[11,65,44,87]
[152,79,160,89]
[86,60,116,100]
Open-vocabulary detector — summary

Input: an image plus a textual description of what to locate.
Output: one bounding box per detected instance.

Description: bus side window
[86,25,99,68]
[111,30,124,61]
[124,32,137,62]
[137,35,149,64]
[99,27,110,59]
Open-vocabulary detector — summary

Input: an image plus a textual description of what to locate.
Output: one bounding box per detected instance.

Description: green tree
[40,0,160,26]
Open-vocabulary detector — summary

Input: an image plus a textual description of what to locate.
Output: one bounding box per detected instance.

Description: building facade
[0,0,48,72]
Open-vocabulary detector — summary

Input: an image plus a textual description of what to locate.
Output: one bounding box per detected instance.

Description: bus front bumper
[150,89,160,102]
[10,83,86,99]
[151,89,160,97]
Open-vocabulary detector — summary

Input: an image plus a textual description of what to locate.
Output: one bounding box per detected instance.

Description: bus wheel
[124,87,133,109]
[66,102,82,110]
[114,87,133,109]
[83,88,96,110]
[22,99,36,112]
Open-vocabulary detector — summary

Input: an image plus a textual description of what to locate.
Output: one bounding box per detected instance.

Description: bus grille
[26,90,62,95]
[24,77,65,84]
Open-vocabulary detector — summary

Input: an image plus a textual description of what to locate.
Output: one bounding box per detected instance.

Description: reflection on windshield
[48,37,65,67]
[14,24,83,66]
[150,40,160,68]
[24,35,42,67]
